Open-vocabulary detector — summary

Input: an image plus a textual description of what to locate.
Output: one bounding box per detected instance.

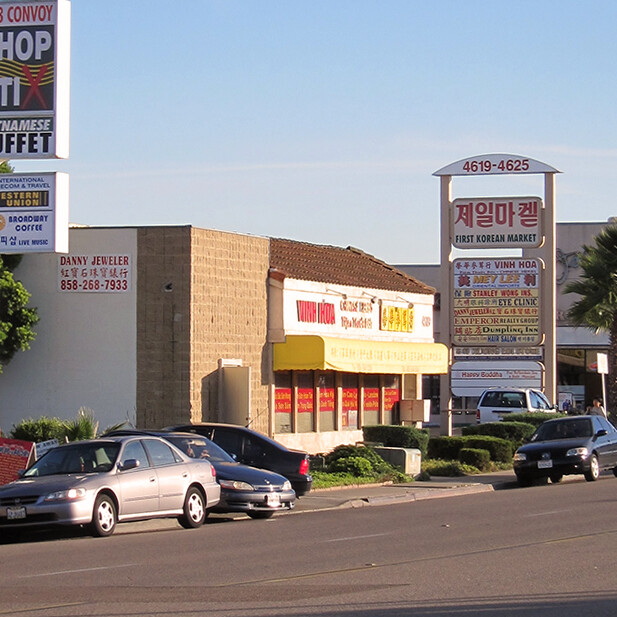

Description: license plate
[538,460,553,469]
[6,506,26,520]
[265,493,281,507]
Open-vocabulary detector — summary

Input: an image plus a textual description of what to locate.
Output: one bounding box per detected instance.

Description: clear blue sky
[16,0,617,263]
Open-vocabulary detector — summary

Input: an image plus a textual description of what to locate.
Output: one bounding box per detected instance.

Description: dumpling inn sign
[434,154,560,435]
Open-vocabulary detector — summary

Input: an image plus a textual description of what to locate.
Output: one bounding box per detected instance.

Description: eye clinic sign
[0,0,71,159]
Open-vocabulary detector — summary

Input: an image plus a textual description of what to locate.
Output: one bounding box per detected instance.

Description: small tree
[0,256,39,372]
[565,224,617,412]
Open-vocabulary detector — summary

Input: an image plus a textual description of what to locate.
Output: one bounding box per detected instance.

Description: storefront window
[318,372,336,432]
[363,374,380,426]
[296,372,314,433]
[342,373,359,430]
[383,375,400,425]
[275,371,292,433]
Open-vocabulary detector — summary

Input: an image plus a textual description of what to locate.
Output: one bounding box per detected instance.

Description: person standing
[588,397,606,417]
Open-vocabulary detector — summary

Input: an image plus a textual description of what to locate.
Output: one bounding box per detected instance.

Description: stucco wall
[0,227,138,433]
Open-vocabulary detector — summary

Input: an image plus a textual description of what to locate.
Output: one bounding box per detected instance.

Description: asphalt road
[2,475,617,616]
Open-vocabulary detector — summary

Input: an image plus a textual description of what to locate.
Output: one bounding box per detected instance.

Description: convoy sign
[452,258,541,346]
[0,0,71,158]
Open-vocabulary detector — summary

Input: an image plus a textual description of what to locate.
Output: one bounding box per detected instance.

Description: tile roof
[269,238,435,295]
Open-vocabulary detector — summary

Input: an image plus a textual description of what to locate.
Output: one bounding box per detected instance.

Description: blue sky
[16,0,617,263]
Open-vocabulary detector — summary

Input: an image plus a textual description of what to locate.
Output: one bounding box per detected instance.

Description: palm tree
[565,224,617,414]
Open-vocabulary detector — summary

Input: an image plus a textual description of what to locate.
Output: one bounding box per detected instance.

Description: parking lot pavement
[113,471,523,534]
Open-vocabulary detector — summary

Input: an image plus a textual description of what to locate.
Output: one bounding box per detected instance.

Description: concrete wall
[0,227,138,433]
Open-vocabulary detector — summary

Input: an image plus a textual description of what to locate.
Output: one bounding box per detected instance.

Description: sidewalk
[292,469,518,513]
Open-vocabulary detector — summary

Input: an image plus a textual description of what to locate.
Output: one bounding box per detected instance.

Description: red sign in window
[363,388,380,412]
[275,388,292,413]
[384,388,400,411]
[297,387,314,413]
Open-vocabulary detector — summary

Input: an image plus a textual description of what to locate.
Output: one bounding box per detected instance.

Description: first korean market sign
[0,0,71,159]
[452,196,543,249]
[452,258,541,346]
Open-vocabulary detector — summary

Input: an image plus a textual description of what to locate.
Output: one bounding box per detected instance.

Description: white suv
[476,387,556,424]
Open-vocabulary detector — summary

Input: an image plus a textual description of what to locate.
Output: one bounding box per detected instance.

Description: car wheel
[550,473,563,484]
[584,454,600,482]
[178,487,206,528]
[90,494,117,537]
[247,511,275,520]
[613,466,617,478]
[516,474,533,488]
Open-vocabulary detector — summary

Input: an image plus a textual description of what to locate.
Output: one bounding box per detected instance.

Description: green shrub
[427,436,465,460]
[459,448,491,471]
[10,416,66,442]
[324,444,408,482]
[362,425,430,458]
[330,456,373,476]
[428,435,513,463]
[421,459,479,477]
[462,421,535,445]
[502,412,568,427]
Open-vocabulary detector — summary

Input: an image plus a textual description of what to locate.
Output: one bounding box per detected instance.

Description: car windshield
[166,436,235,464]
[532,419,593,442]
[24,442,121,476]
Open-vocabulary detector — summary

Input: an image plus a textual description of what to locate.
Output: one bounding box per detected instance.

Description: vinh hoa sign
[451,196,543,249]
[452,258,541,346]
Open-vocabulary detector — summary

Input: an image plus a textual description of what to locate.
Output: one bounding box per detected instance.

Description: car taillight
[476,410,480,421]
[299,458,309,476]
[211,466,216,478]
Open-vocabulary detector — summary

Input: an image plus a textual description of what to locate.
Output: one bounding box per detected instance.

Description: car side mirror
[118,459,140,471]
[596,429,608,437]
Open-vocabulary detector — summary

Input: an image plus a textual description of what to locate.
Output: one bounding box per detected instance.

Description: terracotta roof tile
[269,238,435,295]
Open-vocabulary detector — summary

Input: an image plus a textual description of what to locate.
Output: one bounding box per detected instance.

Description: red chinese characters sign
[0,437,34,485]
[452,196,542,249]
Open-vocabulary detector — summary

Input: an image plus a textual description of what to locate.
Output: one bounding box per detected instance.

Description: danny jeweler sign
[452,258,541,346]
[0,0,71,159]
[452,196,543,249]
[0,171,68,253]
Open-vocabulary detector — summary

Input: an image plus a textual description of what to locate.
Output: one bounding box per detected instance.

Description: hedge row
[362,425,429,458]
[461,421,536,445]
[428,434,514,463]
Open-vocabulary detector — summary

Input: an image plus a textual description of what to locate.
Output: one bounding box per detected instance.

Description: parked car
[0,435,220,537]
[513,415,617,486]
[106,430,296,519]
[164,423,313,496]
[476,387,556,423]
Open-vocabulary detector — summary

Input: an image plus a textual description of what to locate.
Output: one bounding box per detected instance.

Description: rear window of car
[481,391,525,408]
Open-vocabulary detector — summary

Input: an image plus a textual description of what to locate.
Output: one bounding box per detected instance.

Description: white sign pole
[439,175,453,436]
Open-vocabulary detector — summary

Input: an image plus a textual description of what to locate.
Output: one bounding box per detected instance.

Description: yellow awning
[273,335,449,375]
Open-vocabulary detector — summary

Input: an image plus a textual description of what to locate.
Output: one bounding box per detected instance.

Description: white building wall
[0,227,138,434]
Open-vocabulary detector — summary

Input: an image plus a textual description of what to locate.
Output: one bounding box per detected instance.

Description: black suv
[164,423,313,496]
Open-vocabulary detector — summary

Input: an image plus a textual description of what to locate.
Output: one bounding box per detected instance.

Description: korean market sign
[453,258,541,346]
[452,196,543,249]
[0,171,68,252]
[0,0,71,159]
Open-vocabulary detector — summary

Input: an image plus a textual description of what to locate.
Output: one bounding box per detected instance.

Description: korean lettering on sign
[452,196,543,249]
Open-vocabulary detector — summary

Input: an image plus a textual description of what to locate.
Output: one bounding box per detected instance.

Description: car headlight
[282,480,292,491]
[566,447,589,458]
[44,488,87,502]
[219,479,254,491]
[513,452,527,462]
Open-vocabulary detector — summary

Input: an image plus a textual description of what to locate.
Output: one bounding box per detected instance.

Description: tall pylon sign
[0,0,71,253]
[434,154,560,435]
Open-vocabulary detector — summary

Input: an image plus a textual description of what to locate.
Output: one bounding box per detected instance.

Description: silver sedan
[0,435,221,537]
